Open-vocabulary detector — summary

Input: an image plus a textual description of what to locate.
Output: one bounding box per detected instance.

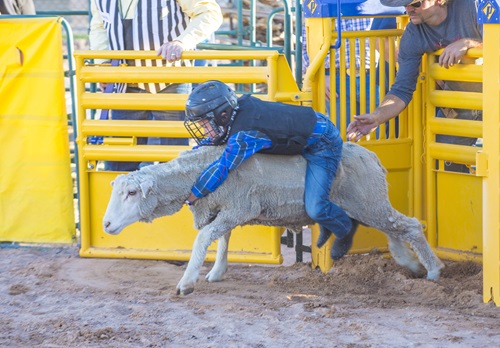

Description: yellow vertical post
[412,59,426,222]
[338,42,348,134]
[481,23,500,306]
[267,53,278,100]
[311,224,333,272]
[410,49,427,224]
[304,16,334,272]
[425,53,437,248]
[302,17,330,113]
[75,55,91,252]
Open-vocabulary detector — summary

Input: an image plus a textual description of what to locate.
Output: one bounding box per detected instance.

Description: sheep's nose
[104,221,111,229]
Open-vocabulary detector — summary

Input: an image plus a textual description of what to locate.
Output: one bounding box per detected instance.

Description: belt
[126,83,175,91]
[346,68,370,77]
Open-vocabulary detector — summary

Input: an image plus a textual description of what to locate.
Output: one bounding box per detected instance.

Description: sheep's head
[103,173,158,235]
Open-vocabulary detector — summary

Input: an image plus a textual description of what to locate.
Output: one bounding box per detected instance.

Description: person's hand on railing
[157,40,185,62]
[438,38,482,69]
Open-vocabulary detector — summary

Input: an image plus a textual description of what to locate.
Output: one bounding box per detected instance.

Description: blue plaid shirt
[191,113,328,198]
[302,18,373,72]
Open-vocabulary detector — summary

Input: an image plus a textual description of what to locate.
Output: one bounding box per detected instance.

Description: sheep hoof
[406,262,424,276]
[205,269,225,283]
[426,270,441,282]
[176,286,194,296]
[176,278,195,296]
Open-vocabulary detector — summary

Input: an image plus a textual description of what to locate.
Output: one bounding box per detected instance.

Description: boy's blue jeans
[303,115,352,239]
[106,83,191,171]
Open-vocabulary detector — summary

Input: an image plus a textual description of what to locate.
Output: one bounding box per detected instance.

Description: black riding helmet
[184,80,238,145]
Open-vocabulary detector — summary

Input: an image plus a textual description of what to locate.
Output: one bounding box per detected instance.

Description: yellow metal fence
[304,15,498,305]
[303,16,419,271]
[4,14,498,305]
[75,50,308,264]
[424,48,484,261]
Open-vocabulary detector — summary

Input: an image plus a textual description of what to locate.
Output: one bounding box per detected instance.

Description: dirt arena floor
[1,243,499,347]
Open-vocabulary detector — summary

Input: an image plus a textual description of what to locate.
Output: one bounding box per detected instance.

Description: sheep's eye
[128,190,137,196]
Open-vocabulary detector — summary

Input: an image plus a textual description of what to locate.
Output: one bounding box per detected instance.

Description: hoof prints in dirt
[0,247,499,348]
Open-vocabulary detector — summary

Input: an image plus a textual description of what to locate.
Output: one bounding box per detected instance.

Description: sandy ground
[1,242,499,348]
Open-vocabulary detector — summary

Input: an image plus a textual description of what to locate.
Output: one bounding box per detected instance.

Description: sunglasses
[407,0,424,7]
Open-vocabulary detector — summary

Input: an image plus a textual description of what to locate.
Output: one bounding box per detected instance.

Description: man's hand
[346,113,379,142]
[346,94,405,141]
[157,40,185,62]
[439,38,481,69]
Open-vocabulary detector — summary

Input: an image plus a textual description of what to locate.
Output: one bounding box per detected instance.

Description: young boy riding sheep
[183,80,357,261]
[103,81,444,295]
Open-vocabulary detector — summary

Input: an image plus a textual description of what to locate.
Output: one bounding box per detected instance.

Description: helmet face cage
[184,81,238,145]
[184,114,226,146]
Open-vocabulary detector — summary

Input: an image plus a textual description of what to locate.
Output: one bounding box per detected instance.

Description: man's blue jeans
[303,115,352,239]
[106,83,191,171]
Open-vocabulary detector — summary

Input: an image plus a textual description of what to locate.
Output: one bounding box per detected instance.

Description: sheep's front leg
[206,231,231,283]
[176,218,234,295]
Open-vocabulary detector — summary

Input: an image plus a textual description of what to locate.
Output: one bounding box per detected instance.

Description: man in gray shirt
[347,0,482,172]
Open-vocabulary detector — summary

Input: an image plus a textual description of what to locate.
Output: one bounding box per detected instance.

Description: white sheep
[103,142,444,295]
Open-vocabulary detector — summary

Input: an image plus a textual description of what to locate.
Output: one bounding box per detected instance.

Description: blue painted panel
[303,0,404,18]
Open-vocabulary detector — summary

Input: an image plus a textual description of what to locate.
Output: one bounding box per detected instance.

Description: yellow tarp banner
[0,17,75,243]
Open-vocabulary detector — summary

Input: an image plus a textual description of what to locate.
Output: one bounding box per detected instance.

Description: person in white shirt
[89,0,223,171]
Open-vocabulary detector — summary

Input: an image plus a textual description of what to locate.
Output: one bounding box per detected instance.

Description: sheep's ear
[139,179,154,198]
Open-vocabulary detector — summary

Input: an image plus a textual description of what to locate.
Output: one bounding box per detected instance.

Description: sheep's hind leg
[377,213,444,281]
[387,235,424,276]
[206,231,231,283]
[404,230,444,281]
[393,216,444,281]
